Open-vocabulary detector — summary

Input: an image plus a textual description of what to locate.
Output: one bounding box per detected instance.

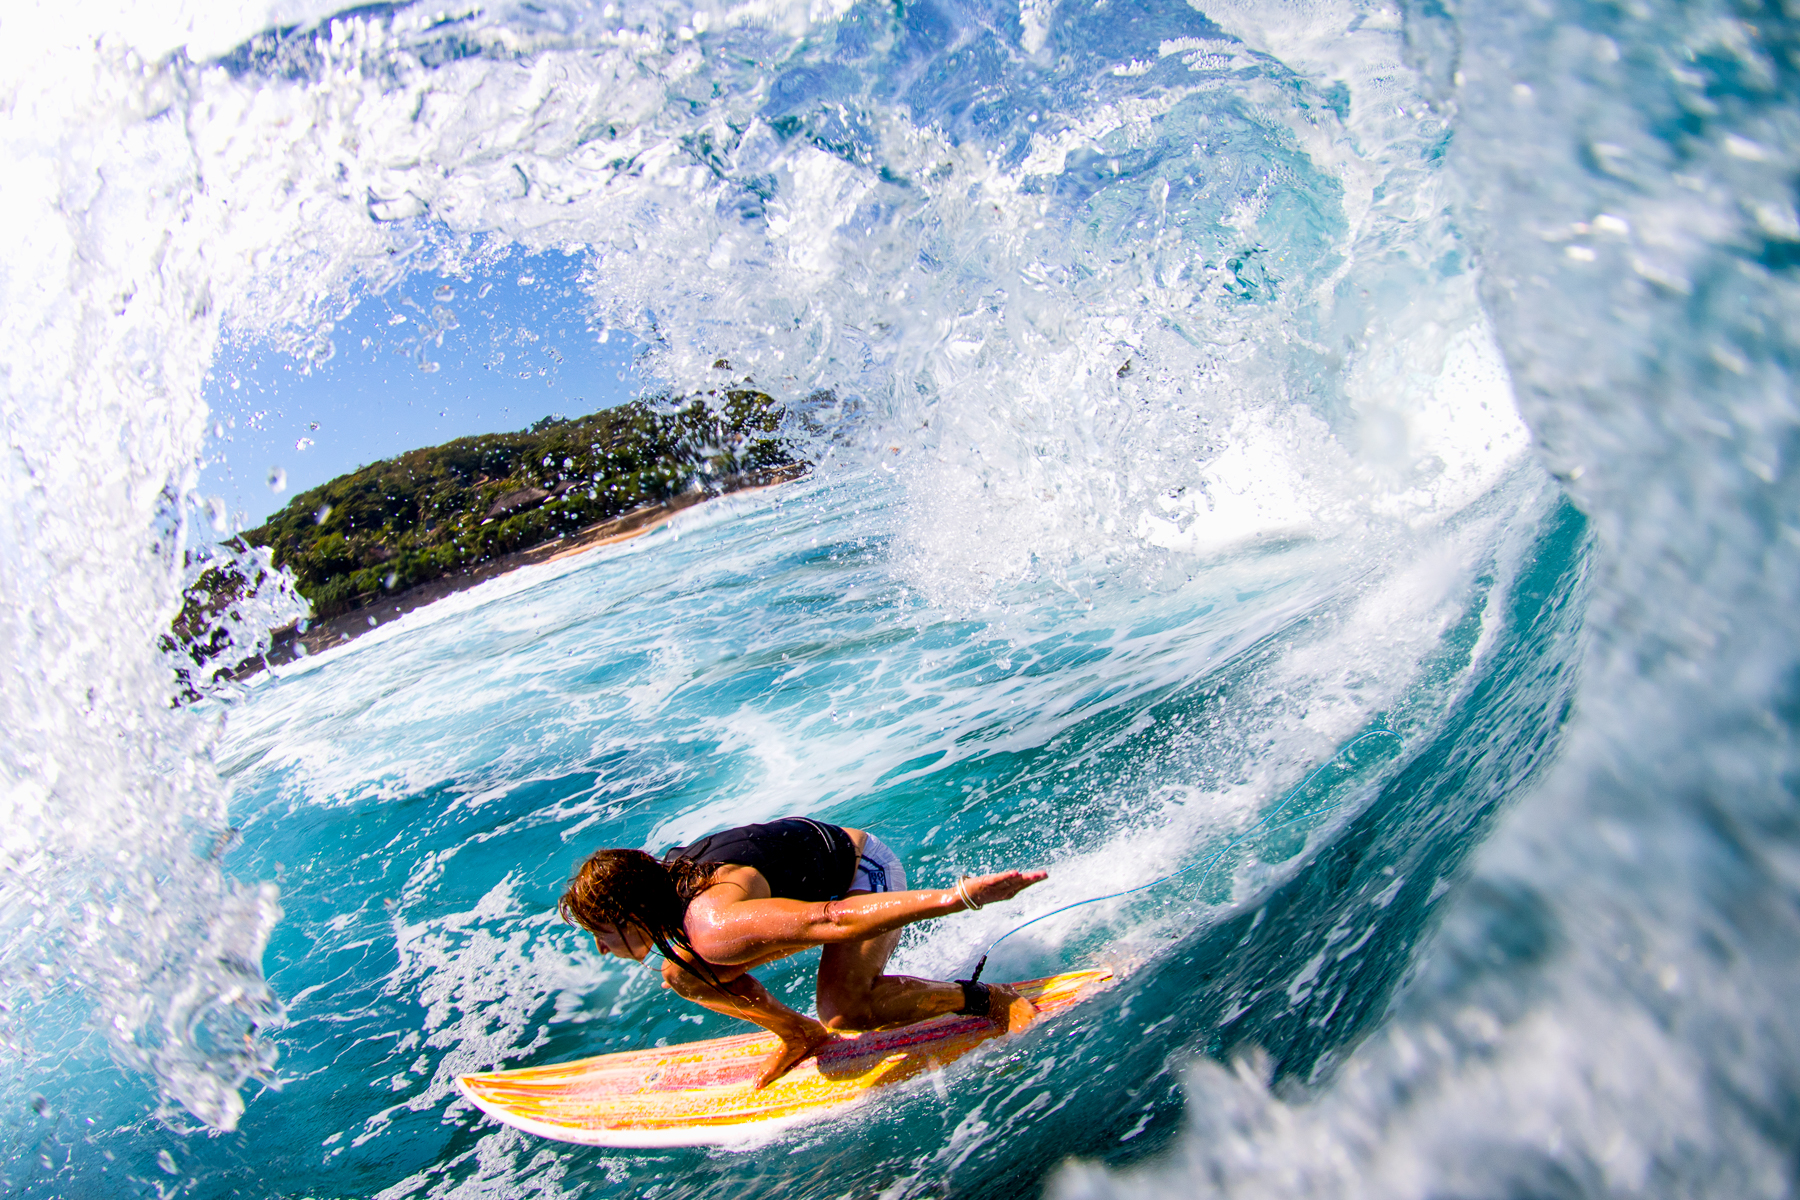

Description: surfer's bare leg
[660,959,833,1087]
[815,902,1037,1033]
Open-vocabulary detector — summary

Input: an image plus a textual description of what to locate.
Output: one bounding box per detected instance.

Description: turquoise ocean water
[193,466,1581,1196]
[2,1,1797,1197]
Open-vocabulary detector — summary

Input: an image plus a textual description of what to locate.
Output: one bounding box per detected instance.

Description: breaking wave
[0,0,1794,1195]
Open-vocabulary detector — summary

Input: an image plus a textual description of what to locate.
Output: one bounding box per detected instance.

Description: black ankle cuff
[956,979,991,1017]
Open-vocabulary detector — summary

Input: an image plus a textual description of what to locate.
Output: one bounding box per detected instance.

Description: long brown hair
[558,849,723,986]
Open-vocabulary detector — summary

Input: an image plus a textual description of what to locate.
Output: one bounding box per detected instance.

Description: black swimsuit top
[663,818,858,903]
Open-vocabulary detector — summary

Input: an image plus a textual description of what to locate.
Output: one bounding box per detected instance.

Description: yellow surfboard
[456,967,1114,1147]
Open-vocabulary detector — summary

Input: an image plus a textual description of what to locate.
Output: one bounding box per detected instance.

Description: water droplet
[419,361,440,374]
[157,1149,178,1175]
[433,285,455,301]
[1725,133,1769,161]
[314,503,332,524]
[516,273,536,286]
[477,282,494,299]
[267,467,287,494]
[294,437,314,451]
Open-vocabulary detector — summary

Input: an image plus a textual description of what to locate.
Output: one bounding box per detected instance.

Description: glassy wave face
[0,0,1792,1196]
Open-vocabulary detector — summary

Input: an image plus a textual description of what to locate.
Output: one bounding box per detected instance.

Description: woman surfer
[559,817,1047,1086]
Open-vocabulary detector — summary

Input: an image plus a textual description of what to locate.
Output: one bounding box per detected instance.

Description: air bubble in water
[266,467,286,494]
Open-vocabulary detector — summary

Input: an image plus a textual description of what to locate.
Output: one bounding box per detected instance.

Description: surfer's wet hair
[558,850,727,990]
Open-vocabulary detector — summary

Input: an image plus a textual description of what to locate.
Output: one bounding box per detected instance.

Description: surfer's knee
[820,1005,877,1031]
[817,989,879,1031]
[661,959,710,999]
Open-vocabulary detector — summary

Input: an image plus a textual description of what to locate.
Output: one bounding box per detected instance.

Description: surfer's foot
[755,1024,836,1089]
[985,984,1039,1034]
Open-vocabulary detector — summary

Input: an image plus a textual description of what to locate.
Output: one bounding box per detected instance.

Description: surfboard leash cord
[961,727,1404,985]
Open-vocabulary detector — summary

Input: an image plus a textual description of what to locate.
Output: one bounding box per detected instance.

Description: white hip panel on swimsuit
[849,835,907,894]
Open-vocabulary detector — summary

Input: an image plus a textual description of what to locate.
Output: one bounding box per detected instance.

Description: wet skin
[590,830,1047,1087]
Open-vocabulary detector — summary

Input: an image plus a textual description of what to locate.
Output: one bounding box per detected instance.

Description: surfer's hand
[756,1022,836,1089]
[984,983,1040,1034]
[962,869,1047,908]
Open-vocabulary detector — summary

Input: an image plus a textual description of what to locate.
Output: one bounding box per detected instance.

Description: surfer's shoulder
[689,864,768,906]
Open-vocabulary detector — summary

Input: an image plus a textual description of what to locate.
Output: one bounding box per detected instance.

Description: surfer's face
[593,922,653,962]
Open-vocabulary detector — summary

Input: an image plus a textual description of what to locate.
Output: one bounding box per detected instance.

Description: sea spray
[0,20,309,1132]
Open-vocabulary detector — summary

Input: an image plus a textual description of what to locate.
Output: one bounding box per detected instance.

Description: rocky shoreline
[234,461,808,679]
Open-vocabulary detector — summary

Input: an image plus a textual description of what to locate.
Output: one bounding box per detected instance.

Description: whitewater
[2,0,1796,1196]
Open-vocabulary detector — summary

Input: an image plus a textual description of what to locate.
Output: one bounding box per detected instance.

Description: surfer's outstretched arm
[685,869,1045,966]
[660,959,832,1088]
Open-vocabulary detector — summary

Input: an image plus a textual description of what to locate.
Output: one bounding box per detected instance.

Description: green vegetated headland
[244,387,794,620]
[165,386,801,696]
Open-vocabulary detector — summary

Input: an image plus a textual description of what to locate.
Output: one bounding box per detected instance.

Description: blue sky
[199,250,643,530]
